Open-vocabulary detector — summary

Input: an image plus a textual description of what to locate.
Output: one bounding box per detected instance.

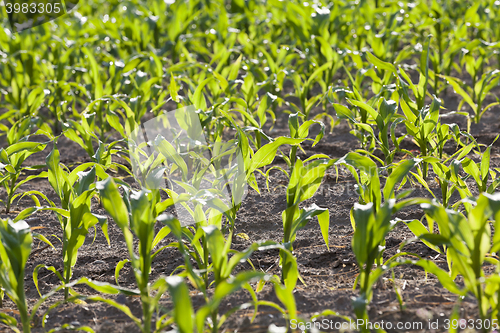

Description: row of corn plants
[1,0,500,332]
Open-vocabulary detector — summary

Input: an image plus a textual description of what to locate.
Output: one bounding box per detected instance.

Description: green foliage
[279,157,334,286]
[97,177,174,333]
[400,97,442,179]
[350,197,462,331]
[286,112,326,170]
[163,217,296,332]
[31,143,109,300]
[343,154,438,328]
[0,219,32,333]
[460,137,500,194]
[0,140,46,213]
[419,194,500,331]
[334,97,400,166]
[162,272,287,333]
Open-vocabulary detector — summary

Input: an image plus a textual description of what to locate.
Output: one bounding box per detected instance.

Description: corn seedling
[350,196,461,331]
[420,194,500,332]
[163,217,298,332]
[399,97,441,180]
[30,144,109,300]
[0,219,32,332]
[285,112,325,171]
[460,137,500,195]
[162,272,280,333]
[334,97,400,166]
[0,218,78,333]
[0,140,46,213]
[280,157,334,284]
[97,177,175,333]
[63,111,131,177]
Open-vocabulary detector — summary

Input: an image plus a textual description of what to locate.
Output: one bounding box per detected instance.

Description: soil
[1,85,500,333]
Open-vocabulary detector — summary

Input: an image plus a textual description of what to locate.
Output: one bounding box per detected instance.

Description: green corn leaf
[5,141,44,156]
[405,219,443,254]
[366,52,397,74]
[288,113,299,138]
[166,276,194,333]
[481,146,491,183]
[96,178,129,229]
[298,120,325,147]
[33,264,64,297]
[169,75,180,103]
[152,225,171,249]
[46,143,69,206]
[0,312,19,333]
[317,208,330,250]
[0,218,32,331]
[203,225,226,280]
[249,137,305,173]
[348,98,381,126]
[384,158,420,200]
[352,202,374,267]
[333,103,356,123]
[115,259,130,286]
[82,47,103,100]
[273,280,297,320]
[74,167,96,196]
[191,77,213,110]
[227,54,242,81]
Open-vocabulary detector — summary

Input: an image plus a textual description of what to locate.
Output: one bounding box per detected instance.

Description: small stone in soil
[116,294,128,305]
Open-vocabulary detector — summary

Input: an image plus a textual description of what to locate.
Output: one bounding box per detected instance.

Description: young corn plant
[408,140,475,209]
[234,115,326,193]
[341,154,460,329]
[397,36,433,111]
[0,219,75,333]
[97,177,175,333]
[417,138,500,211]
[351,196,461,332]
[460,137,500,195]
[335,152,418,211]
[219,92,277,150]
[330,88,375,152]
[163,274,246,333]
[334,97,400,167]
[280,157,334,284]
[442,70,500,124]
[0,140,47,213]
[289,63,332,121]
[126,107,248,233]
[163,268,303,333]
[31,144,109,300]
[419,194,500,333]
[433,122,462,160]
[285,112,325,172]
[4,116,52,147]
[162,217,298,332]
[0,219,32,333]
[63,112,130,175]
[241,135,307,195]
[162,271,296,333]
[428,160,469,209]
[399,96,441,180]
